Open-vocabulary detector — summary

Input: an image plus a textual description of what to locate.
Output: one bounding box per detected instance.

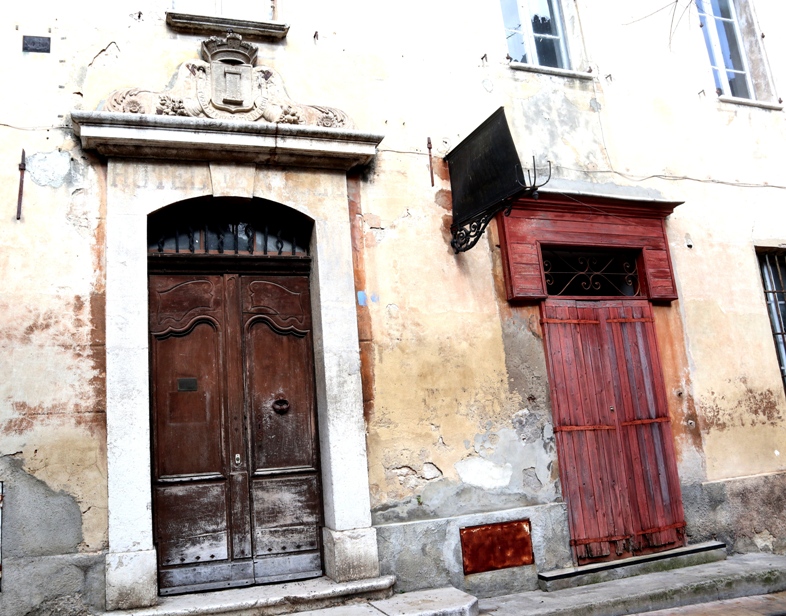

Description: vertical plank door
[596,300,685,555]
[542,298,685,564]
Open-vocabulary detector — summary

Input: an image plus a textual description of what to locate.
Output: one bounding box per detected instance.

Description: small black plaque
[23,36,51,53]
[177,378,198,392]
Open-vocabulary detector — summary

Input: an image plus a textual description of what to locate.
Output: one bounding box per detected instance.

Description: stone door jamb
[101,158,380,610]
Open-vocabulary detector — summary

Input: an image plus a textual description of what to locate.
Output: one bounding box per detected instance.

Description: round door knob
[272,399,290,414]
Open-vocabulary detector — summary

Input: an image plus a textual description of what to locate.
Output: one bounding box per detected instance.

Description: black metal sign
[446,107,549,253]
[22,36,51,53]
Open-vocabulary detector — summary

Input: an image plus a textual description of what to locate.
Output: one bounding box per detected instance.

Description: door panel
[542,301,632,561]
[150,272,322,595]
[153,321,225,479]
[251,476,321,556]
[599,301,685,553]
[154,484,229,566]
[243,275,322,579]
[247,321,317,472]
[542,299,684,564]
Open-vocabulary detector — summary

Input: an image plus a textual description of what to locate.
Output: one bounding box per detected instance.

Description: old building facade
[1,0,785,613]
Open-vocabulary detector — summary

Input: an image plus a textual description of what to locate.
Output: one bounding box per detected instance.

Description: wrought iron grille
[542,248,641,297]
[147,197,312,257]
[759,252,786,392]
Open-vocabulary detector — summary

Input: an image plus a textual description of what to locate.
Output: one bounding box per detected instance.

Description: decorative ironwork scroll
[446,107,550,253]
[542,248,641,297]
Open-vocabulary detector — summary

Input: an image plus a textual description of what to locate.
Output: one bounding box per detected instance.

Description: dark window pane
[717,19,746,72]
[147,196,312,257]
[531,14,556,35]
[534,35,564,68]
[727,70,750,98]
[712,0,733,20]
[529,0,559,34]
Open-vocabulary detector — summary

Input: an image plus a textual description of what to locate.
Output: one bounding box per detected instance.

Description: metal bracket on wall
[444,107,551,254]
[450,158,551,254]
[16,149,26,220]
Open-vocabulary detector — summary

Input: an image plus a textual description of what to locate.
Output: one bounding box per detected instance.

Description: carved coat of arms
[104,32,351,128]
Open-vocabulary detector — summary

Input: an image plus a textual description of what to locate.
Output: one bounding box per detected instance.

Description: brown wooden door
[149,273,322,595]
[541,298,685,564]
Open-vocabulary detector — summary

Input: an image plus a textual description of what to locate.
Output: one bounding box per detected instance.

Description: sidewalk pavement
[630,590,786,615]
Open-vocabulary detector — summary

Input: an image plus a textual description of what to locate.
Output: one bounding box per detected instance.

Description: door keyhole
[610,406,615,412]
[234,453,241,465]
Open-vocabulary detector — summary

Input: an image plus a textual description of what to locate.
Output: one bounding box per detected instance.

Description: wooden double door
[149,271,322,595]
[541,299,685,564]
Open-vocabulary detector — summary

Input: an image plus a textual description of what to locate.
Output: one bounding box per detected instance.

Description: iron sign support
[445,107,551,254]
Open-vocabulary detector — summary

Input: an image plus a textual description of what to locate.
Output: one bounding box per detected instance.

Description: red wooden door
[149,273,322,595]
[542,299,685,564]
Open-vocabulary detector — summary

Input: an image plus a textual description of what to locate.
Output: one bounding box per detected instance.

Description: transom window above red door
[496,194,681,302]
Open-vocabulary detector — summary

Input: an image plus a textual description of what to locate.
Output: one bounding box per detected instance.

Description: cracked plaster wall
[0,456,105,615]
[2,9,109,612]
[1,0,786,608]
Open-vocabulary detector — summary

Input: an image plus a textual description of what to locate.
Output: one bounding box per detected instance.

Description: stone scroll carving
[103,32,352,128]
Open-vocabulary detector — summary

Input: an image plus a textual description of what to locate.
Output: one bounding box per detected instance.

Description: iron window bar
[148,198,312,257]
[542,248,641,297]
[759,252,786,392]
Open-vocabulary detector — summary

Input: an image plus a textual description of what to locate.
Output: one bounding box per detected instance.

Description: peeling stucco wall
[0,455,105,615]
[0,138,108,554]
[1,0,786,608]
[2,10,108,609]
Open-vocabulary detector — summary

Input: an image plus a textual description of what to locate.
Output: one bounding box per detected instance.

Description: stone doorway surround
[70,111,385,609]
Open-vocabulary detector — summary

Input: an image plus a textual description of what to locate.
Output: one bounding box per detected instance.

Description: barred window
[759,252,786,391]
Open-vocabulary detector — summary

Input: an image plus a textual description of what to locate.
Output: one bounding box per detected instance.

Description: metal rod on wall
[427,137,434,187]
[16,149,26,220]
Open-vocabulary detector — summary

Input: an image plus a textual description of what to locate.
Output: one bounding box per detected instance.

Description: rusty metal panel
[460,519,534,575]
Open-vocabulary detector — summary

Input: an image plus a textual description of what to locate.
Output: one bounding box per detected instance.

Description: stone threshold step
[294,587,478,616]
[101,575,396,616]
[538,540,727,591]
[480,553,786,616]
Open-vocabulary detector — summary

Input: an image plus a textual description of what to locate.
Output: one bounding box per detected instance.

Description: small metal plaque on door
[177,378,198,392]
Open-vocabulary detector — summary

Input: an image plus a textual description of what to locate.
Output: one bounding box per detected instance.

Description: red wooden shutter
[542,299,686,564]
[642,248,678,301]
[541,300,633,562]
[600,300,685,552]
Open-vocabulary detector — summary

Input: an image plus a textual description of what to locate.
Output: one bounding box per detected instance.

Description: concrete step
[100,575,396,616]
[478,553,786,616]
[98,577,477,616]
[297,587,478,616]
[538,541,727,591]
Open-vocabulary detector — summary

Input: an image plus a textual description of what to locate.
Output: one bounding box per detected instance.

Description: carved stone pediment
[103,32,352,129]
